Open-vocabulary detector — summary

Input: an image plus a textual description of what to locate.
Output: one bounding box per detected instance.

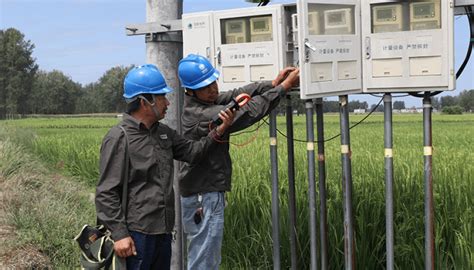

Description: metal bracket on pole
[126,20,183,43]
[126,20,182,35]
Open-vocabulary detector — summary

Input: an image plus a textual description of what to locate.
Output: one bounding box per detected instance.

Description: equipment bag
[74,224,126,270]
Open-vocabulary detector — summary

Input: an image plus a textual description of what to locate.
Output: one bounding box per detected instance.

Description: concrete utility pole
[146,1,184,269]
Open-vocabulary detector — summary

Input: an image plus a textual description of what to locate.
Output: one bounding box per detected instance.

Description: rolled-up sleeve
[95,133,129,241]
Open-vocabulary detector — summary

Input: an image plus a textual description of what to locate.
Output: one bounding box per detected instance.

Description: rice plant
[1,114,472,269]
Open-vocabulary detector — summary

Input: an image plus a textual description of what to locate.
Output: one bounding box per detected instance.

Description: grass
[0,137,96,268]
[0,113,472,269]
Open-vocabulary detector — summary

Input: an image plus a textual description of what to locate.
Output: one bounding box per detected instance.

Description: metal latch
[215,47,221,65]
[365,37,371,60]
[304,39,316,63]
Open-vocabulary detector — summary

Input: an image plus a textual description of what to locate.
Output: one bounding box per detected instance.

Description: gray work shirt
[96,113,220,241]
[178,81,286,197]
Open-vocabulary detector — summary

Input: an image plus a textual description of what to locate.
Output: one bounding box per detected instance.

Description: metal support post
[286,95,298,270]
[269,110,281,270]
[339,95,355,270]
[146,1,184,269]
[423,93,435,270]
[315,98,328,270]
[384,94,394,270]
[305,100,318,270]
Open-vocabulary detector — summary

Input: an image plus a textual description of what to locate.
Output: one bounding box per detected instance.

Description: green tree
[440,95,458,108]
[431,97,441,110]
[0,28,38,118]
[75,83,101,114]
[442,105,463,115]
[29,70,81,114]
[348,100,368,111]
[323,100,339,112]
[370,103,384,112]
[458,89,474,112]
[393,100,406,110]
[95,66,133,113]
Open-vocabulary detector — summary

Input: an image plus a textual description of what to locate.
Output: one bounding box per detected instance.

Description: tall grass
[1,114,472,269]
[2,117,119,187]
[0,133,96,268]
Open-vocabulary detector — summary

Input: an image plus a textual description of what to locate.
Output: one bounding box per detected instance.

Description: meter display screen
[228,22,243,33]
[311,4,355,35]
[253,20,268,31]
[377,8,393,20]
[328,12,344,25]
[414,3,434,18]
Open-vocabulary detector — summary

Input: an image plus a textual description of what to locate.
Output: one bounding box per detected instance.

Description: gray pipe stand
[269,110,281,270]
[339,95,356,270]
[384,93,394,270]
[315,98,329,270]
[423,93,435,270]
[305,100,318,270]
[286,94,299,270]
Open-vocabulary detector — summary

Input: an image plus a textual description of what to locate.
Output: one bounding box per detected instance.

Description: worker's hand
[281,68,300,91]
[272,67,297,87]
[216,108,235,136]
[114,236,137,258]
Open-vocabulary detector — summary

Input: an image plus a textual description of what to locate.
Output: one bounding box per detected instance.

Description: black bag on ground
[74,224,126,270]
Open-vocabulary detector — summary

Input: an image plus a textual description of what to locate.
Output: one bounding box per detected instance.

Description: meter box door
[213,5,285,91]
[362,0,454,93]
[297,0,363,100]
[183,12,216,67]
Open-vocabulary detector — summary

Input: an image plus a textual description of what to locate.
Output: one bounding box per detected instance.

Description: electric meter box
[297,0,363,99]
[361,0,454,93]
[183,4,297,91]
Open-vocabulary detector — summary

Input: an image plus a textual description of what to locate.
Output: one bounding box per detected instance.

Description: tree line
[0,28,130,119]
[1,28,473,119]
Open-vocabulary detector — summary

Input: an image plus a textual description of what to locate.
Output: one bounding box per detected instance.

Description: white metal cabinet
[297,0,363,99]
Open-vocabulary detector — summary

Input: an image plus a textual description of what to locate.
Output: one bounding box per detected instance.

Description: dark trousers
[126,231,172,270]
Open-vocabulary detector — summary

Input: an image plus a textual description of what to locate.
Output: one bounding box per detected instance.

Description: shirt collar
[122,113,159,130]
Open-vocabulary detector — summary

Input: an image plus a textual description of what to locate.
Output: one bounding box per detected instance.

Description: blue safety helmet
[123,64,173,102]
[178,54,220,90]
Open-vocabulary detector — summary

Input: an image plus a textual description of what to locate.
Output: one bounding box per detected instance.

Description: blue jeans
[126,231,172,270]
[181,192,225,270]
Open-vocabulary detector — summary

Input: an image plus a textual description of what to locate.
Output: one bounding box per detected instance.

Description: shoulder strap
[118,126,129,221]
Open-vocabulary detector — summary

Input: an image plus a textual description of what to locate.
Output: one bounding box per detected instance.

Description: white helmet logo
[198,64,208,74]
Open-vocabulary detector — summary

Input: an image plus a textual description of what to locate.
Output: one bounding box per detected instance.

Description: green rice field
[1,113,472,269]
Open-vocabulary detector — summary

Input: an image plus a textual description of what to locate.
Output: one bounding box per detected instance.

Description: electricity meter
[372,4,403,33]
[225,19,247,44]
[183,4,296,91]
[250,16,273,42]
[308,11,321,35]
[324,8,353,35]
[297,0,362,99]
[362,0,454,93]
[410,1,441,30]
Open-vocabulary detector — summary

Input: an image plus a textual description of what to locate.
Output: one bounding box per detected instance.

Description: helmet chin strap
[139,95,162,120]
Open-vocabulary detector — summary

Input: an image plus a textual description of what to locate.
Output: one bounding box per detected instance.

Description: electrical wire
[409,6,474,98]
[262,96,384,144]
[230,117,268,136]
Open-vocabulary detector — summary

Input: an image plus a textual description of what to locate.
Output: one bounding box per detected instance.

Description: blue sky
[1,0,473,107]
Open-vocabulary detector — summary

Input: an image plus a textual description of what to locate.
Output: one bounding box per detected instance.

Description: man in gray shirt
[95,64,234,270]
[177,54,299,269]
